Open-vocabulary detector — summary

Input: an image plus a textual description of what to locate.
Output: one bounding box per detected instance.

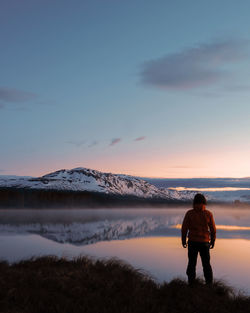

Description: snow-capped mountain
[0,167,196,201]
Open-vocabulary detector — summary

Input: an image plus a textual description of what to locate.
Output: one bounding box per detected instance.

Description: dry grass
[0,255,249,313]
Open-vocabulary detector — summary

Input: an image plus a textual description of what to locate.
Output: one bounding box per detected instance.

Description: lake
[1,206,250,295]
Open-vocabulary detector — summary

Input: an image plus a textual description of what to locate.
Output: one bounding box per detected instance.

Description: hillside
[0,255,249,313]
[0,167,196,203]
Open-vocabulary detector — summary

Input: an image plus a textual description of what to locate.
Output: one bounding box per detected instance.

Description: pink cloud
[0,86,37,102]
[109,138,122,146]
[134,136,146,141]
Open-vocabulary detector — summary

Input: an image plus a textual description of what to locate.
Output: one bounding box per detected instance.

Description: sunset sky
[1,0,250,178]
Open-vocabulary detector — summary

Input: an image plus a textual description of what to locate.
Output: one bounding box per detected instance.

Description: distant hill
[144,177,250,188]
[0,167,196,208]
[1,167,250,207]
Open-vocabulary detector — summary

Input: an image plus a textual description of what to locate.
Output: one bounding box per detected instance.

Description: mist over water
[1,205,250,294]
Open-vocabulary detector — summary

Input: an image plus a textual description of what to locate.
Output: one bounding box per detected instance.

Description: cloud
[223,84,250,92]
[66,140,99,148]
[0,87,37,102]
[66,140,86,147]
[134,136,146,141]
[169,165,197,169]
[139,39,249,90]
[88,140,98,148]
[167,165,206,169]
[109,138,122,146]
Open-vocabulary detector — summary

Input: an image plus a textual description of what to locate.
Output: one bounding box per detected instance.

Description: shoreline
[1,187,249,209]
[1,255,250,313]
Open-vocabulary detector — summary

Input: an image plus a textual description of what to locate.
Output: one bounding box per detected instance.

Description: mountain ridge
[0,167,196,201]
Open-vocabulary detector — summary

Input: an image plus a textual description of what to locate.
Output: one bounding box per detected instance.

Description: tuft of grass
[0,255,249,313]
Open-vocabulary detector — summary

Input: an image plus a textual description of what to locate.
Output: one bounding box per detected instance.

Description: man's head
[193,193,207,210]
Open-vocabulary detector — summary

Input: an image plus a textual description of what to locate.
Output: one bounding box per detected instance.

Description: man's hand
[209,240,215,249]
[182,241,187,248]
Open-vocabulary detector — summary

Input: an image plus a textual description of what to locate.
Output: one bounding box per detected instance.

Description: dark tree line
[0,187,190,208]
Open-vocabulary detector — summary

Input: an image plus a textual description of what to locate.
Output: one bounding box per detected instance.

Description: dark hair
[193,193,207,208]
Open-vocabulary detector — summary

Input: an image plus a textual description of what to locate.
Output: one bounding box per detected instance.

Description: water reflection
[2,207,250,244]
[1,206,250,294]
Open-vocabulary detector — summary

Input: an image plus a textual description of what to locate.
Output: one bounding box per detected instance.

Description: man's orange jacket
[181,206,216,243]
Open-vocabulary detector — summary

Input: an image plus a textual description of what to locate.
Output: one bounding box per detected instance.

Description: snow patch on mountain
[0,167,196,201]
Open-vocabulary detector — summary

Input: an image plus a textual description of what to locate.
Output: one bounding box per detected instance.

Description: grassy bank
[0,256,249,313]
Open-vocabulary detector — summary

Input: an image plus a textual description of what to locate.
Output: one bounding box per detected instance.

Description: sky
[1,0,250,178]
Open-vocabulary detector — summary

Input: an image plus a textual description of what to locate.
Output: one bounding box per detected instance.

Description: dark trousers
[186,240,213,284]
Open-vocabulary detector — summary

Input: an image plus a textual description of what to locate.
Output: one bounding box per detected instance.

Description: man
[181,193,216,285]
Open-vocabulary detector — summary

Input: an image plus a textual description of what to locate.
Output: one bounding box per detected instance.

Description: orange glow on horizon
[169,187,250,191]
[172,224,250,231]
[4,145,250,178]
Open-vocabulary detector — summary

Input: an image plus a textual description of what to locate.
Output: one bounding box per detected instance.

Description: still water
[1,206,250,294]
